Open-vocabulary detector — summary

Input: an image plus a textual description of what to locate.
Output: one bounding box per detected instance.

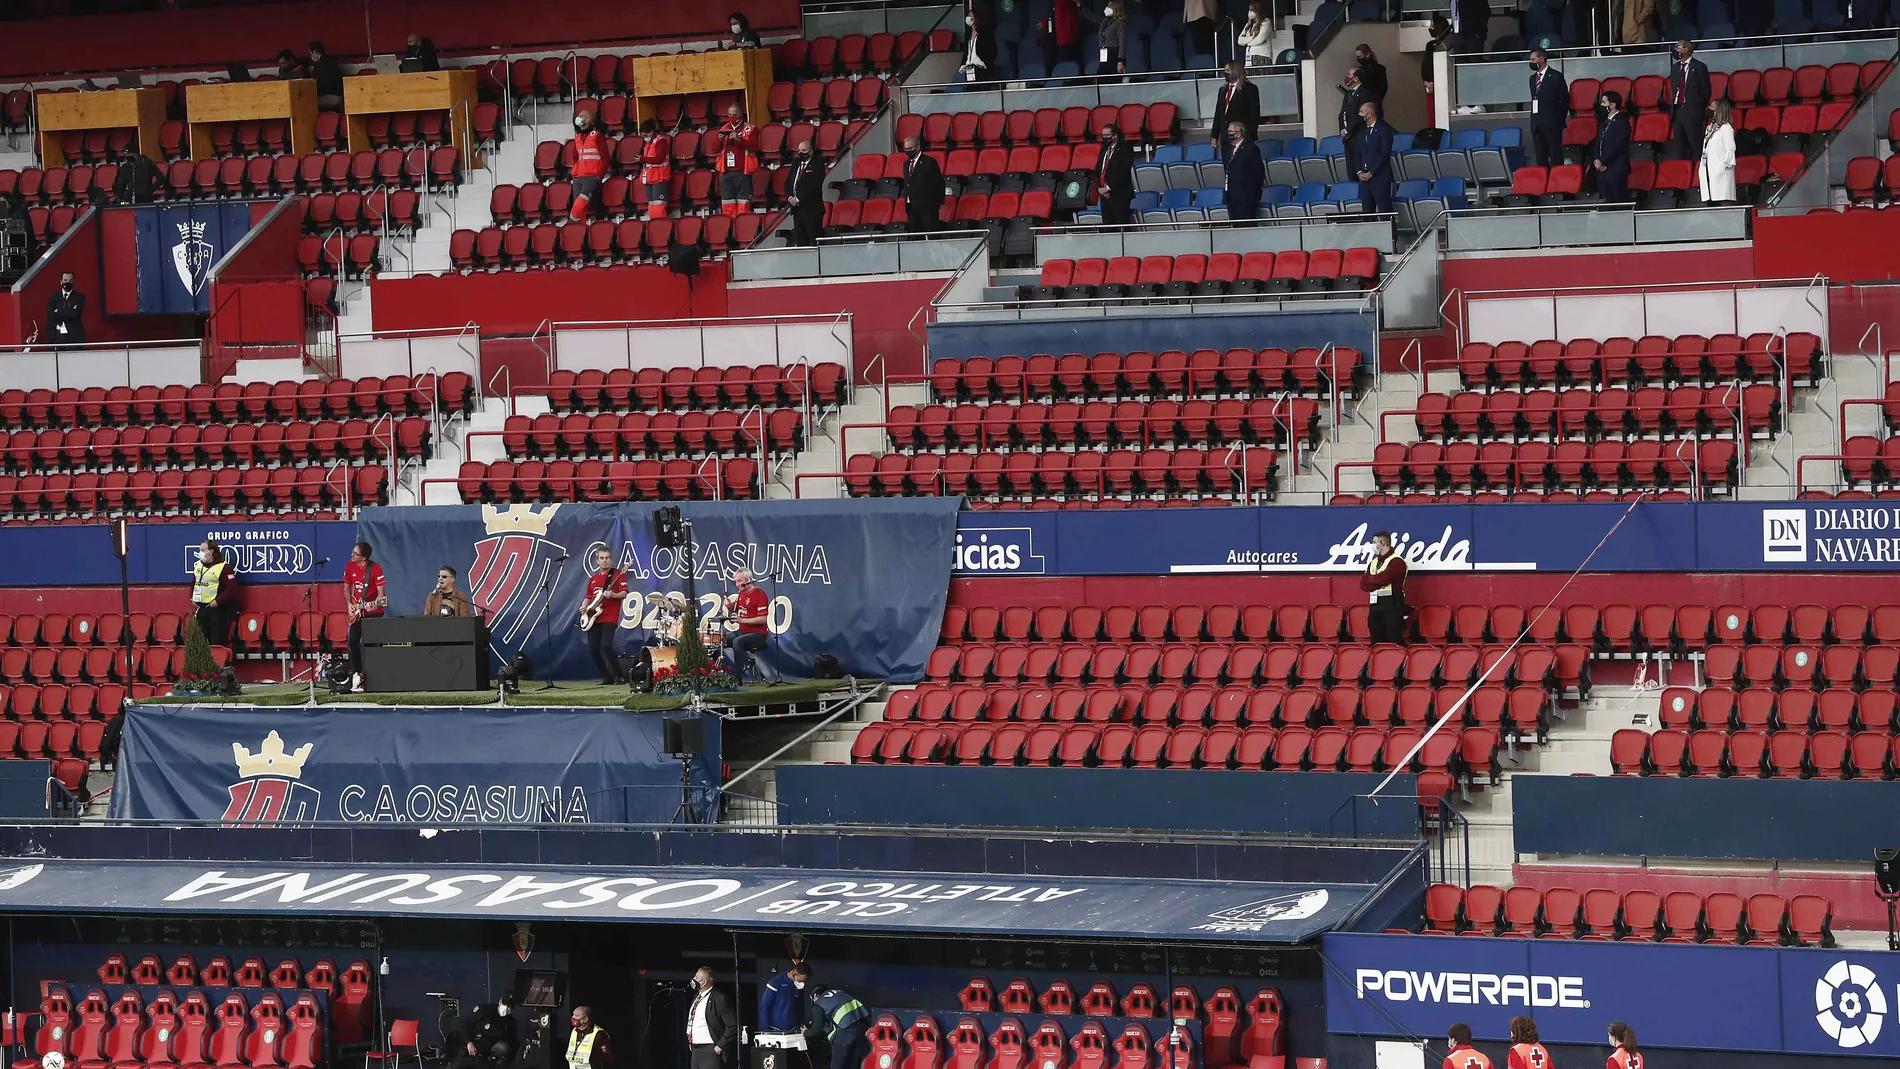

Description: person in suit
[1353,101,1394,215]
[787,141,826,246]
[1527,47,1568,168]
[1667,39,1712,162]
[685,968,738,1069]
[1211,61,1261,152]
[1224,123,1264,221]
[1352,45,1388,105]
[1421,15,1451,123]
[399,33,439,72]
[1096,123,1135,225]
[900,135,943,232]
[1337,68,1368,177]
[1593,91,1632,203]
[45,271,85,346]
[1453,0,1490,50]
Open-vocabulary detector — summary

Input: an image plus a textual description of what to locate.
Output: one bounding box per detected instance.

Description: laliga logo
[953,528,1045,574]
[221,731,322,825]
[1816,960,1886,1049]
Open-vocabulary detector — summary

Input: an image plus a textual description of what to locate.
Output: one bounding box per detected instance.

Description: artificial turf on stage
[144,678,860,711]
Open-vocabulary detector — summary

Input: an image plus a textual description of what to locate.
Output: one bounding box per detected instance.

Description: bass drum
[635,645,679,691]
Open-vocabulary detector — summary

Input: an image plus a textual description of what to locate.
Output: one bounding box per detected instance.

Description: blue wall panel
[776,764,1419,838]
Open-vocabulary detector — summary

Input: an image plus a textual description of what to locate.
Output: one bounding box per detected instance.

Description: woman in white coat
[1700,99,1737,205]
[1236,1,1276,66]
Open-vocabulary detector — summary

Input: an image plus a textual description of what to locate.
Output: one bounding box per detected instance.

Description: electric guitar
[579,570,620,631]
[346,595,385,622]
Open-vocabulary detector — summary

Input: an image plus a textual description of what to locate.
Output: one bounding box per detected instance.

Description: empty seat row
[448,215,767,272]
[776,32,952,80]
[1704,643,1900,692]
[16,988,320,1069]
[0,713,119,761]
[0,611,189,649]
[927,348,1363,403]
[534,121,869,182]
[543,363,846,414]
[820,196,916,236]
[295,233,382,279]
[139,148,460,203]
[1369,438,1737,494]
[1423,883,1834,946]
[895,103,1180,153]
[1021,250,1383,302]
[953,979,1285,1066]
[0,375,466,431]
[497,409,804,457]
[0,644,228,687]
[1567,63,1880,118]
[0,420,429,474]
[1458,333,1823,390]
[1844,155,1900,203]
[921,641,1573,694]
[0,166,125,208]
[844,448,1278,501]
[453,458,759,503]
[303,189,422,235]
[0,465,389,520]
[885,398,1322,454]
[0,680,134,720]
[760,76,892,123]
[890,680,1551,737]
[1611,726,1900,780]
[1658,685,1900,735]
[853,720,1502,786]
[1837,434,1900,485]
[97,954,355,995]
[1414,384,1782,441]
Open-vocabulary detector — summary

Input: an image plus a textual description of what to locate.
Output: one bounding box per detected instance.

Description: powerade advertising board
[1325,933,1900,1057]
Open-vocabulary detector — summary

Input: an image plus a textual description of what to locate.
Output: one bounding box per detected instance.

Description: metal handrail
[486,363,514,418]
[694,454,724,501]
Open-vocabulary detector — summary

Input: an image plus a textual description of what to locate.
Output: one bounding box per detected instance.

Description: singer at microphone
[425,564,473,618]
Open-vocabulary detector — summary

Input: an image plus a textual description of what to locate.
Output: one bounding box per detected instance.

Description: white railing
[0,338,204,391]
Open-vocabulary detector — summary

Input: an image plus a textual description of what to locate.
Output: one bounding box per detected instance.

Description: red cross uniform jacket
[715,120,757,173]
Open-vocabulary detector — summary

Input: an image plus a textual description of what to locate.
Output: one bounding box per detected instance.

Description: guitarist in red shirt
[344,540,386,692]
[580,546,629,685]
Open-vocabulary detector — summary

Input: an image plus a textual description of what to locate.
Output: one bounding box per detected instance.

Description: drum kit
[634,592,730,687]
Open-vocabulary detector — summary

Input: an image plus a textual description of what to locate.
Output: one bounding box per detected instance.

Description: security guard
[806,984,872,1069]
[190,539,238,645]
[565,1006,613,1069]
[1359,530,1409,645]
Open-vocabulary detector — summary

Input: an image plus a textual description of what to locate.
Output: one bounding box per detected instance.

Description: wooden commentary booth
[36,88,165,166]
[631,48,774,127]
[185,80,319,159]
[343,69,479,169]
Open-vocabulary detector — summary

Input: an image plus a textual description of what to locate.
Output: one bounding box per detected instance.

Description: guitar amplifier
[361,616,490,692]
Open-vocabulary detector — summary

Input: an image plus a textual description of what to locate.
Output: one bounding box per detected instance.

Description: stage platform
[145,677,863,711]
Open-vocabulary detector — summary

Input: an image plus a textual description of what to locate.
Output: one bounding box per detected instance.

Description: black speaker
[668,243,702,276]
[1877,848,1900,897]
[655,505,684,548]
[663,716,704,757]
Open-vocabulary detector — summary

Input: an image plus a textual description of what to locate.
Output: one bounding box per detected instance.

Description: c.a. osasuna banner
[355,499,960,681]
[0,857,1366,943]
[108,704,723,825]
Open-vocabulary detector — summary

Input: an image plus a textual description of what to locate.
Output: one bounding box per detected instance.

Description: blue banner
[1324,933,1900,1058]
[108,704,723,825]
[952,501,1900,577]
[134,203,255,314]
[0,857,1367,943]
[356,500,960,682]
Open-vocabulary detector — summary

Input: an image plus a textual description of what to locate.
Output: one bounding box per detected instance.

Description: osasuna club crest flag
[132,203,255,314]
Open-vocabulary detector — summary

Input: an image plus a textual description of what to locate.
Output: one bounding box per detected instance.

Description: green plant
[675,602,711,675]
[175,614,222,693]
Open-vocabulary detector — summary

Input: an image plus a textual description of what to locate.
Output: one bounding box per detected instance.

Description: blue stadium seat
[1287,136,1319,157]
[1327,180,1363,212]
[1431,176,1469,209]
[1261,184,1294,208]
[1165,155,1201,190]
[1396,178,1431,200]
[1391,131,1415,154]
[1451,128,1487,152]
[1159,188,1193,210]
[1193,187,1225,207]
[1256,138,1285,159]
[1185,142,1217,163]
[1132,190,1162,211]
[1152,144,1185,164]
[1050,61,1081,78]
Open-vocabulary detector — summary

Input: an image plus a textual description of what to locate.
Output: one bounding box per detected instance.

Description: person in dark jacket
[45,271,85,346]
[112,145,159,203]
[469,997,519,1061]
[1210,61,1260,151]
[1095,123,1135,225]
[1352,44,1388,104]
[274,48,305,80]
[1454,0,1491,50]
[758,962,810,1035]
[450,1042,486,1069]
[1223,124,1264,221]
[307,41,344,110]
[806,984,873,1069]
[1353,101,1394,215]
[1593,91,1632,202]
[900,136,943,232]
[1422,15,1451,123]
[727,12,763,49]
[786,141,825,246]
[962,8,998,82]
[400,33,440,72]
[685,968,738,1069]
[1667,39,1712,162]
[1528,47,1569,168]
[1337,68,1368,178]
[1081,1,1128,75]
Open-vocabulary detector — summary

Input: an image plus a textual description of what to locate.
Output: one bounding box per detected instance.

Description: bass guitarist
[580,546,629,685]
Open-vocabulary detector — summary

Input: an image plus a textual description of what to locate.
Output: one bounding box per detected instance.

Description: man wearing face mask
[787,141,825,247]
[686,968,738,1069]
[1592,91,1631,204]
[715,103,758,218]
[901,136,944,233]
[565,1007,613,1069]
[1527,48,1568,169]
[806,980,873,1069]
[1095,123,1135,226]
[1351,44,1388,105]
[46,271,85,346]
[727,13,763,50]
[570,109,609,222]
[758,962,811,1035]
[639,119,673,222]
[469,997,519,1062]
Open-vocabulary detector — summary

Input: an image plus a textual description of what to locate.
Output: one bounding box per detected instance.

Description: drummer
[655,592,689,645]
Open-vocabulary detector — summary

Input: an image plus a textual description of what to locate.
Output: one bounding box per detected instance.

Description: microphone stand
[535,556,569,691]
[292,556,331,705]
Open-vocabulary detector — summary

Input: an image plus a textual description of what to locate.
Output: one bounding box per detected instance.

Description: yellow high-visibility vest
[566,1027,602,1069]
[191,560,227,606]
[1366,553,1395,601]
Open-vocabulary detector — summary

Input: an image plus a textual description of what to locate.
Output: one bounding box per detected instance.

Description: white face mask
[732,24,742,33]
[965,14,973,23]
[200,552,212,564]
[1105,6,1114,14]
[793,981,806,990]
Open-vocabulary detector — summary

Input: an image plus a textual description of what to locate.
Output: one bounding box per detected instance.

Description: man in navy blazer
[1593,90,1632,203]
[1667,39,1712,162]
[1353,101,1394,215]
[1527,48,1569,168]
[1223,122,1265,221]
